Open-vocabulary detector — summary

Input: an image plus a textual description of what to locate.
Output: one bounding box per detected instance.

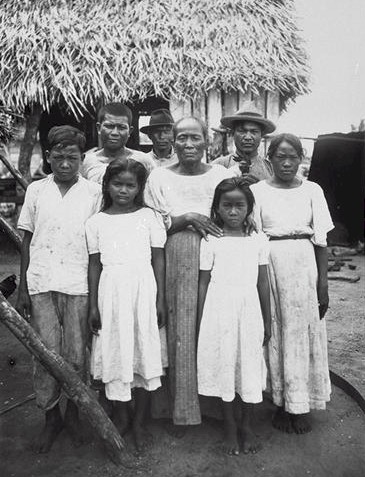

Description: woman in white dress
[251,133,333,434]
[86,159,166,451]
[144,117,233,432]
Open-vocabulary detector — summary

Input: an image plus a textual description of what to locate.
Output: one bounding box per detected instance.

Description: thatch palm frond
[0,0,309,115]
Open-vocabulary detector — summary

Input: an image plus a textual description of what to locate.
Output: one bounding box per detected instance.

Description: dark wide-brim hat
[140,109,174,134]
[221,108,276,135]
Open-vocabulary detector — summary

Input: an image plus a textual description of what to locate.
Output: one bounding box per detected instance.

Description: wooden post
[0,293,127,465]
[18,103,43,183]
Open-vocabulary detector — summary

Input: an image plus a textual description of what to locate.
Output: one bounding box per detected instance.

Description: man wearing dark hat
[212,106,276,183]
[140,109,177,167]
[17,125,102,453]
[83,102,155,183]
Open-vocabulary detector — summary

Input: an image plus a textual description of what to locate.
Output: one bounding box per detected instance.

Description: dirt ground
[1,241,364,477]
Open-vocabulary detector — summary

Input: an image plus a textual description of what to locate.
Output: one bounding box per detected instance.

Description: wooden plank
[266,91,280,123]
[222,90,238,116]
[238,90,251,110]
[192,95,207,122]
[206,90,222,132]
[250,88,265,115]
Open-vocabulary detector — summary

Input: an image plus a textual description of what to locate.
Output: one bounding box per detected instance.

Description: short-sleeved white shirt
[250,180,334,247]
[18,175,102,295]
[82,147,156,184]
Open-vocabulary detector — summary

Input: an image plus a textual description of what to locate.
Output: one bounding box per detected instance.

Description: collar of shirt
[151,147,175,161]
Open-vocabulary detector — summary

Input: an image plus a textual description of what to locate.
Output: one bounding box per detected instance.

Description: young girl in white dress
[197,177,271,456]
[86,159,167,452]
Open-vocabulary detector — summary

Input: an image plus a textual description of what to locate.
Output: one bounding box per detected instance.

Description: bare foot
[272,407,293,433]
[133,422,153,452]
[223,426,239,456]
[291,413,312,434]
[164,422,188,438]
[34,406,63,453]
[64,400,84,447]
[241,428,261,454]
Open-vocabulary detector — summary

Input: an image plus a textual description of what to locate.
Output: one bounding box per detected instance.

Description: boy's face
[97,113,132,151]
[46,144,83,182]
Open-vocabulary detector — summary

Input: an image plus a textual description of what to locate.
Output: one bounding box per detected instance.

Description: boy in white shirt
[16,126,101,453]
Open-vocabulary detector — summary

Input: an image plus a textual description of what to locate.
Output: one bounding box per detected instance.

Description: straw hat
[140,109,174,134]
[221,108,276,135]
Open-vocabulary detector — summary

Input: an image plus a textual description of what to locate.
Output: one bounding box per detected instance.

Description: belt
[269,234,312,241]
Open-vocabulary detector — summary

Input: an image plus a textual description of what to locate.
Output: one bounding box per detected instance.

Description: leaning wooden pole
[0,214,22,252]
[0,293,126,465]
[0,144,29,191]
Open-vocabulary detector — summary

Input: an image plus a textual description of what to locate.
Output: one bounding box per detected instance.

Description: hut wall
[170,88,280,159]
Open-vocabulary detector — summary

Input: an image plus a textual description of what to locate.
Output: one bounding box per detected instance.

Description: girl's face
[107,171,139,208]
[270,141,301,182]
[217,188,249,230]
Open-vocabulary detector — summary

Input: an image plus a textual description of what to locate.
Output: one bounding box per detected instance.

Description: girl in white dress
[251,133,333,435]
[197,177,271,456]
[86,159,166,451]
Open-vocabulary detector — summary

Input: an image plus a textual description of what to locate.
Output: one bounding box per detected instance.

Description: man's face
[97,113,132,151]
[47,144,83,183]
[233,121,262,155]
[148,126,174,152]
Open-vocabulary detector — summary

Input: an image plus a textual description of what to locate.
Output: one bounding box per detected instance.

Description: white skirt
[267,239,331,414]
[91,264,165,400]
[198,282,266,403]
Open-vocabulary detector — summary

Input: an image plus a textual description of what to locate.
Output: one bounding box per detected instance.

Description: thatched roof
[0,0,309,115]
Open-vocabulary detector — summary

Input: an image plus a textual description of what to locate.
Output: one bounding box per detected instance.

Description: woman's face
[174,118,206,165]
[270,141,301,182]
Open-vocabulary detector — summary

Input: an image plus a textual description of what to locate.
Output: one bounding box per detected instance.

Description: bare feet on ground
[132,422,153,452]
[64,401,84,447]
[164,422,188,438]
[223,422,239,456]
[272,407,293,433]
[34,406,64,454]
[241,427,261,454]
[291,413,312,434]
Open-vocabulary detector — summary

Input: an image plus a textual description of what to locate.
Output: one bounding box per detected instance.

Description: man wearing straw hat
[212,106,276,183]
[140,109,177,167]
[82,102,155,183]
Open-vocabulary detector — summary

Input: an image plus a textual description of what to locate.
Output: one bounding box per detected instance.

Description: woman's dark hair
[211,177,256,233]
[267,133,304,160]
[101,158,147,211]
